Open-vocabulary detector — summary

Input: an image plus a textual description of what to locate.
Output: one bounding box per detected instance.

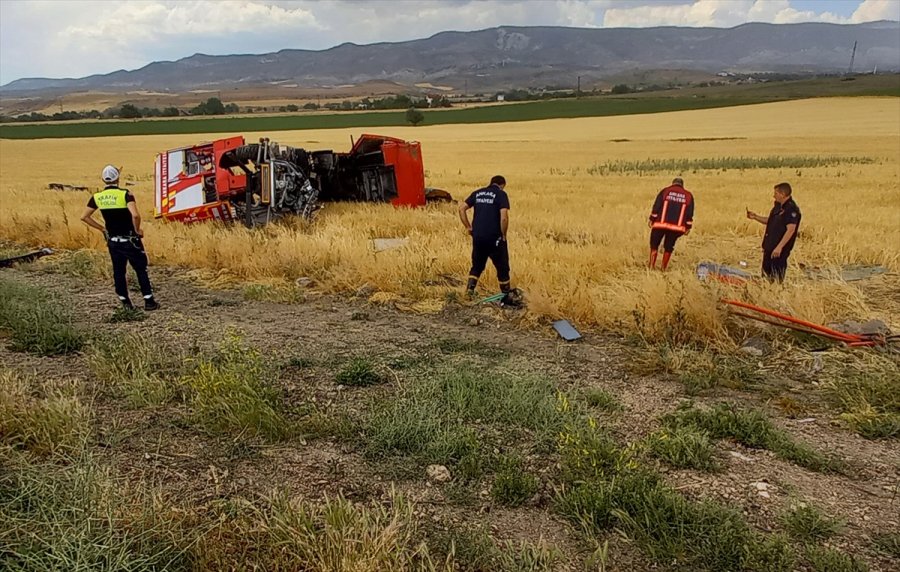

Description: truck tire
[232,144,261,163]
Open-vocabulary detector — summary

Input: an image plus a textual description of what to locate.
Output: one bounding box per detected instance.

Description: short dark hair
[774,182,792,196]
[490,175,506,186]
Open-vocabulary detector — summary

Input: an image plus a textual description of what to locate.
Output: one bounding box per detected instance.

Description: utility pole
[848,40,857,75]
[464,78,468,98]
[577,75,581,98]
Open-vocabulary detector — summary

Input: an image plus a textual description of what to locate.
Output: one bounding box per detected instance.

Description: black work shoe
[121,299,135,310]
[144,298,160,311]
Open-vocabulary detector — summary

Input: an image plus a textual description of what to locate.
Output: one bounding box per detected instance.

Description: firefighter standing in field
[458,175,511,296]
[648,177,694,270]
[746,182,801,282]
[80,165,160,311]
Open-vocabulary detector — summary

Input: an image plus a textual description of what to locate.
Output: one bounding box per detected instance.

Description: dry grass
[1,98,898,343]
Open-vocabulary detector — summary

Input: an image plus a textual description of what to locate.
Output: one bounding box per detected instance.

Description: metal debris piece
[697,261,753,284]
[47,182,89,191]
[553,320,582,341]
[371,238,409,253]
[0,248,54,268]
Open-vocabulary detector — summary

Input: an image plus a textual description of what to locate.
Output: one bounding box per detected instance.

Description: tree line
[0,97,239,123]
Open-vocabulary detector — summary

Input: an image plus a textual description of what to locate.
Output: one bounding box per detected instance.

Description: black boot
[466,277,477,296]
[119,297,134,310]
[144,296,160,311]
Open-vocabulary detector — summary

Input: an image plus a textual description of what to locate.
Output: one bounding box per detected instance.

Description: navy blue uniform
[465,184,510,290]
[762,198,801,282]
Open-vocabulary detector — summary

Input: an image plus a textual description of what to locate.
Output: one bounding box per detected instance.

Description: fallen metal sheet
[371,237,409,253]
[696,261,753,284]
[553,320,582,341]
[802,264,888,282]
[0,248,54,268]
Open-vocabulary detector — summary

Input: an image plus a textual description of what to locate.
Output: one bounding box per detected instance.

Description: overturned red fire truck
[154,134,449,226]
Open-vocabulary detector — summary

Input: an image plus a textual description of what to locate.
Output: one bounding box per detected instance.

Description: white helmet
[101,165,120,183]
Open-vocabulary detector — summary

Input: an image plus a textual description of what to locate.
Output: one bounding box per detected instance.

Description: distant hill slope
[2,21,898,95]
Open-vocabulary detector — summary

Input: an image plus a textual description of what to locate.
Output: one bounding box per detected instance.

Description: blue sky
[1,0,898,85]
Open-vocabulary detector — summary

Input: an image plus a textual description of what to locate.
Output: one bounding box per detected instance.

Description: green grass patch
[286,356,315,368]
[873,532,900,558]
[646,425,721,471]
[41,249,111,281]
[633,345,761,395]
[87,333,184,407]
[0,277,86,356]
[296,407,356,441]
[106,306,147,323]
[583,388,623,411]
[428,525,561,572]
[335,357,384,387]
[662,402,844,473]
[434,337,507,359]
[558,418,631,483]
[364,366,563,478]
[556,465,794,571]
[195,489,435,570]
[0,370,89,458]
[435,369,562,434]
[804,545,870,572]
[555,416,796,571]
[780,503,844,542]
[182,332,291,440]
[242,282,305,304]
[490,454,540,507]
[821,351,900,440]
[0,453,189,571]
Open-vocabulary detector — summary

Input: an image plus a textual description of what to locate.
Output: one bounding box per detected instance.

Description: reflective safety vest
[649,185,694,233]
[92,187,128,210]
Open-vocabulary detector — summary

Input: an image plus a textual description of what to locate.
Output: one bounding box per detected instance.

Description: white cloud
[602,0,754,28]
[851,0,900,22]
[748,0,844,24]
[602,0,867,27]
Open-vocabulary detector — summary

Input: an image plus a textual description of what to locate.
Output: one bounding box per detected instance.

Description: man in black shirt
[746,182,801,282]
[458,175,511,296]
[81,165,160,310]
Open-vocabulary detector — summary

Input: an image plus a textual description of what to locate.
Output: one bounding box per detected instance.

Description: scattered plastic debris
[697,261,753,285]
[553,320,582,341]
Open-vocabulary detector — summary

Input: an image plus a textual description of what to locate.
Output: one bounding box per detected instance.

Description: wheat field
[1,97,898,343]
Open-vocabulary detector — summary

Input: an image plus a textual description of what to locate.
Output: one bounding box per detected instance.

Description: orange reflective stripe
[660,200,669,223]
[677,203,686,227]
[652,222,686,232]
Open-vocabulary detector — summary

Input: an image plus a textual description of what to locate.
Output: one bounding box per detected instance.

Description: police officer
[746,182,801,282]
[648,177,694,270]
[80,165,160,310]
[458,175,511,296]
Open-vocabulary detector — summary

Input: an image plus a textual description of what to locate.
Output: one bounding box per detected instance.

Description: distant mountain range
[2,21,898,95]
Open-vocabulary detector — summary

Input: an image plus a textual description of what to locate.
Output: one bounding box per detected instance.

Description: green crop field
[2,74,897,140]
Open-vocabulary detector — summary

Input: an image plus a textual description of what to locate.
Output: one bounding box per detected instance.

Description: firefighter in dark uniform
[747,182,801,282]
[458,175,511,295]
[81,165,160,310]
[648,177,694,270]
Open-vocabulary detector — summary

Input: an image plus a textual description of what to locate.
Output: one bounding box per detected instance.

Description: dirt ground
[2,263,898,571]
